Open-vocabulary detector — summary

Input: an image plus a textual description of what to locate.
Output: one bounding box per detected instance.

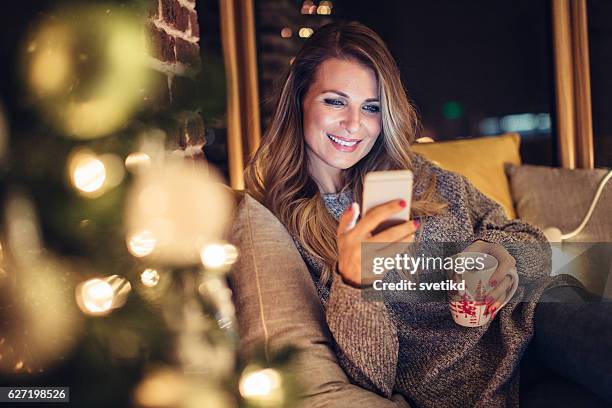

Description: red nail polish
[399,200,406,208]
[413,220,420,229]
[490,306,497,313]
[490,279,497,287]
[346,204,353,213]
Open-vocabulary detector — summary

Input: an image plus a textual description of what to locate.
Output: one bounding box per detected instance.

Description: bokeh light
[317,5,331,14]
[200,243,238,269]
[127,230,157,258]
[77,278,114,314]
[75,275,131,316]
[239,366,284,405]
[280,27,292,38]
[24,5,153,139]
[200,244,227,268]
[125,152,152,174]
[68,150,106,195]
[140,268,160,288]
[299,28,314,38]
[125,161,233,265]
[300,1,314,14]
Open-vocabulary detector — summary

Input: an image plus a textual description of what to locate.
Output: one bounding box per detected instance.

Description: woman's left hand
[463,240,518,318]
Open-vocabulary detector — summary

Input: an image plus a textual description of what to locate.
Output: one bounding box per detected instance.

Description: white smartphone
[362,170,414,234]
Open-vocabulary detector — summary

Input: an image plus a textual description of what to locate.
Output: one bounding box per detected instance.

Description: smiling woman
[240,21,612,408]
[302,58,382,192]
[244,21,446,287]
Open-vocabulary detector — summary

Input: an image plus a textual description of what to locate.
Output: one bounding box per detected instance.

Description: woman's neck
[311,171,342,193]
[307,154,342,193]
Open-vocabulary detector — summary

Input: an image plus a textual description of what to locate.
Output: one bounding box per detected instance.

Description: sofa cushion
[505,164,612,242]
[227,193,411,407]
[506,164,612,296]
[411,133,521,219]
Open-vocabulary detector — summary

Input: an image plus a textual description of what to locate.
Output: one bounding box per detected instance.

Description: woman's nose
[340,108,360,134]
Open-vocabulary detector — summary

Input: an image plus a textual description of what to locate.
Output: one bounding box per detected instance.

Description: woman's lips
[326,133,361,152]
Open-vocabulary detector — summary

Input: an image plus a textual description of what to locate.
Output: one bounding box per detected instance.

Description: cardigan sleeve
[458,174,552,283]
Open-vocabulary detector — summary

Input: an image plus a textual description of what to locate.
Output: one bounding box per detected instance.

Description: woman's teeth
[327,134,358,147]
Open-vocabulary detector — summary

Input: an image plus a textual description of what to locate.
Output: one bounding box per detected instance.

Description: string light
[280,27,292,38]
[200,244,238,269]
[127,230,157,258]
[300,1,315,14]
[223,244,239,265]
[77,278,114,314]
[200,244,226,268]
[69,150,106,195]
[76,275,131,316]
[140,268,160,287]
[317,5,331,14]
[125,152,151,174]
[239,366,284,405]
[299,28,314,38]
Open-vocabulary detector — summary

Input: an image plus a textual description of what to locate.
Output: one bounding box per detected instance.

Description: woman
[245,22,611,407]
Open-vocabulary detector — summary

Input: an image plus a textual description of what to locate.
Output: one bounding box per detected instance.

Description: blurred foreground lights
[134,366,186,408]
[239,366,284,406]
[0,253,82,374]
[134,367,235,408]
[68,149,124,197]
[127,230,157,258]
[300,1,315,14]
[69,151,106,194]
[299,28,314,38]
[24,5,152,139]
[140,268,160,287]
[317,5,332,14]
[125,152,152,174]
[78,279,113,314]
[125,161,233,265]
[76,275,131,316]
[200,244,238,269]
[280,27,292,38]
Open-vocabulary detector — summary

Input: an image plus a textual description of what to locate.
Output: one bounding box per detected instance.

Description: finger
[337,203,359,236]
[354,199,406,238]
[488,258,516,288]
[367,220,419,244]
[486,275,513,315]
[463,241,516,288]
[487,247,516,288]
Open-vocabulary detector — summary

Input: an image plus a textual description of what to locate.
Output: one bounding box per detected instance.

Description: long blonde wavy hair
[245,22,446,284]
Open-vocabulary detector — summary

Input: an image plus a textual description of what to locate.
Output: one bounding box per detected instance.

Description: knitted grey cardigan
[292,154,578,407]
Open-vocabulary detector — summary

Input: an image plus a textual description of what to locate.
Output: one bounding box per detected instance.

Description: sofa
[227,133,612,407]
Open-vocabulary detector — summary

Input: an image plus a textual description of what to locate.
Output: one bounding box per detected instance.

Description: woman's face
[302,58,382,189]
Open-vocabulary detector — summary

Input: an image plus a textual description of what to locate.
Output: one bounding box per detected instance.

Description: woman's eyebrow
[321,89,379,102]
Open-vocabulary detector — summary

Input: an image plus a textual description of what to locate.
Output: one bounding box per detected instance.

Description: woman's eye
[363,104,380,113]
[324,98,344,106]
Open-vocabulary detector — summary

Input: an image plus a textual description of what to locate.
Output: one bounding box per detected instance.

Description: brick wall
[146,0,204,156]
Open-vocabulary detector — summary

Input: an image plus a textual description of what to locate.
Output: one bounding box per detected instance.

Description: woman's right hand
[336,200,420,287]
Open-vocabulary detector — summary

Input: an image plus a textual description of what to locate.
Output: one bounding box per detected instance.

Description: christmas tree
[0,1,298,406]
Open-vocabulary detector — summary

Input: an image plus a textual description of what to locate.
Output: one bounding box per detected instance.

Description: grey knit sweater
[292,154,579,408]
